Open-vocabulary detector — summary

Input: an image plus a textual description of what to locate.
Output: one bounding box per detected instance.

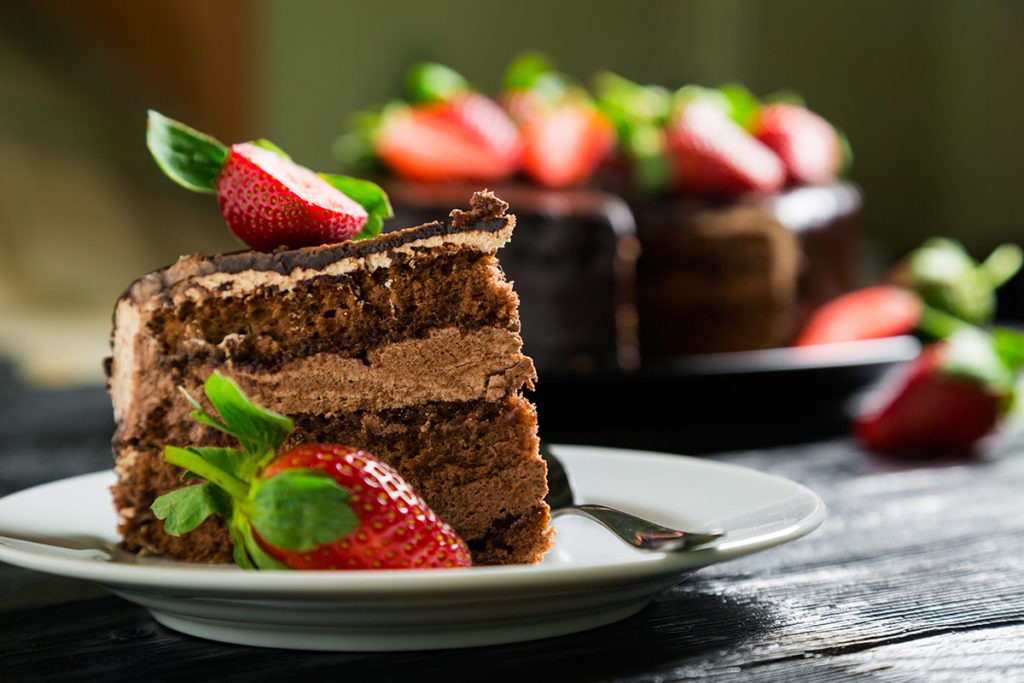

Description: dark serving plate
[533,336,922,454]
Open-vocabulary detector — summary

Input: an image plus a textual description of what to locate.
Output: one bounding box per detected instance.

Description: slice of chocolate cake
[106,191,553,566]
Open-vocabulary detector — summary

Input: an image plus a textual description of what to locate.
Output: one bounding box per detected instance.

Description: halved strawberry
[666,98,786,197]
[753,102,842,185]
[793,285,923,346]
[499,53,614,188]
[373,93,521,183]
[152,372,471,570]
[146,110,391,250]
[519,102,615,188]
[217,143,368,250]
[854,329,1023,457]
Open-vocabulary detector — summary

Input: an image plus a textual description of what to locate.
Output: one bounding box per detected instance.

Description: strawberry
[146,110,392,250]
[216,143,368,250]
[752,102,842,185]
[499,53,614,188]
[854,328,1024,457]
[519,102,615,188]
[373,93,521,183]
[793,285,923,346]
[151,372,471,570]
[666,97,786,197]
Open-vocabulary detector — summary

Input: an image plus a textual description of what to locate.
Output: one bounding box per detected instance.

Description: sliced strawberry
[753,103,842,185]
[152,372,472,570]
[374,93,521,183]
[793,285,923,346]
[666,98,785,197]
[216,143,368,250]
[519,102,615,188]
[854,342,1003,457]
[146,110,391,250]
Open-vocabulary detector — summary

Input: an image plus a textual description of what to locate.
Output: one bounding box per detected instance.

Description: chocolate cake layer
[108,191,554,566]
[387,181,640,374]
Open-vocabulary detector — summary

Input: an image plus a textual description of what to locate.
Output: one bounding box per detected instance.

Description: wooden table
[3,381,1024,681]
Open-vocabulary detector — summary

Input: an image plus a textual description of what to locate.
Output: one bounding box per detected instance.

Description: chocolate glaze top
[124,191,511,303]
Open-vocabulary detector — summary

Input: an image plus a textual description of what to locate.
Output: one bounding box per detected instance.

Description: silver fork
[541,444,723,552]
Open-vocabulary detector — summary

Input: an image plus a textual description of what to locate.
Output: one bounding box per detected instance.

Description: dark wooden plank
[5,384,1024,681]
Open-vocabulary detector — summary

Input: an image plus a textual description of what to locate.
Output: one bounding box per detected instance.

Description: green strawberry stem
[163,445,250,500]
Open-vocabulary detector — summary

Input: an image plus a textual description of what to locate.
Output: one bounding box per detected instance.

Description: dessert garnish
[792,238,1024,457]
[751,101,844,185]
[665,88,786,197]
[500,53,615,188]
[794,239,1022,346]
[345,62,522,183]
[793,285,923,346]
[152,372,472,570]
[593,73,851,195]
[854,326,1024,457]
[146,110,392,250]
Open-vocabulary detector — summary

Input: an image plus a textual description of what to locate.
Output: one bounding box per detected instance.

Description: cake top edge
[124,190,512,303]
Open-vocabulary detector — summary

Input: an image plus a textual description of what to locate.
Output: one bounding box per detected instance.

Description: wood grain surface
[2,385,1024,682]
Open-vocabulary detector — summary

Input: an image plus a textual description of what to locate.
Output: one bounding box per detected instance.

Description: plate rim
[0,445,826,597]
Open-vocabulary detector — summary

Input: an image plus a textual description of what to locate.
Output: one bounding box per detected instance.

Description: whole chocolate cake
[340,59,864,371]
[107,191,554,566]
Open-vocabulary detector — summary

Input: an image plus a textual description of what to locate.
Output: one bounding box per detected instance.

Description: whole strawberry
[753,102,843,185]
[147,110,392,250]
[666,95,785,197]
[854,328,1024,457]
[151,372,471,570]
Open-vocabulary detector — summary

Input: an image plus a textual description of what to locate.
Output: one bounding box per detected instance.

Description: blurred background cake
[1,1,1021,393]
[337,57,862,368]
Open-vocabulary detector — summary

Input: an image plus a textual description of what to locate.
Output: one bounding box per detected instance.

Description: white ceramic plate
[0,445,825,651]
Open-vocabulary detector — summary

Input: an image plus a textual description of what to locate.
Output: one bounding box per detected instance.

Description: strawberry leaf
[146,110,228,193]
[503,52,553,91]
[980,243,1023,289]
[201,373,294,460]
[320,174,392,240]
[993,327,1024,372]
[406,62,468,103]
[178,446,259,483]
[152,482,231,536]
[942,328,1018,396]
[246,470,357,552]
[719,83,761,129]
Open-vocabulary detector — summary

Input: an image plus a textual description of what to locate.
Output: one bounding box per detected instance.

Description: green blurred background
[1,0,1021,385]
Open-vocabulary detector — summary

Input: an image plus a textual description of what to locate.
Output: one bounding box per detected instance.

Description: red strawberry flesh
[520,103,614,188]
[755,103,842,185]
[216,143,368,250]
[667,99,785,197]
[793,285,922,346]
[374,95,520,183]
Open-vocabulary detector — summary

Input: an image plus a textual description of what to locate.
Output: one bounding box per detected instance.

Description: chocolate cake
[632,182,862,358]
[386,181,861,366]
[106,191,554,566]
